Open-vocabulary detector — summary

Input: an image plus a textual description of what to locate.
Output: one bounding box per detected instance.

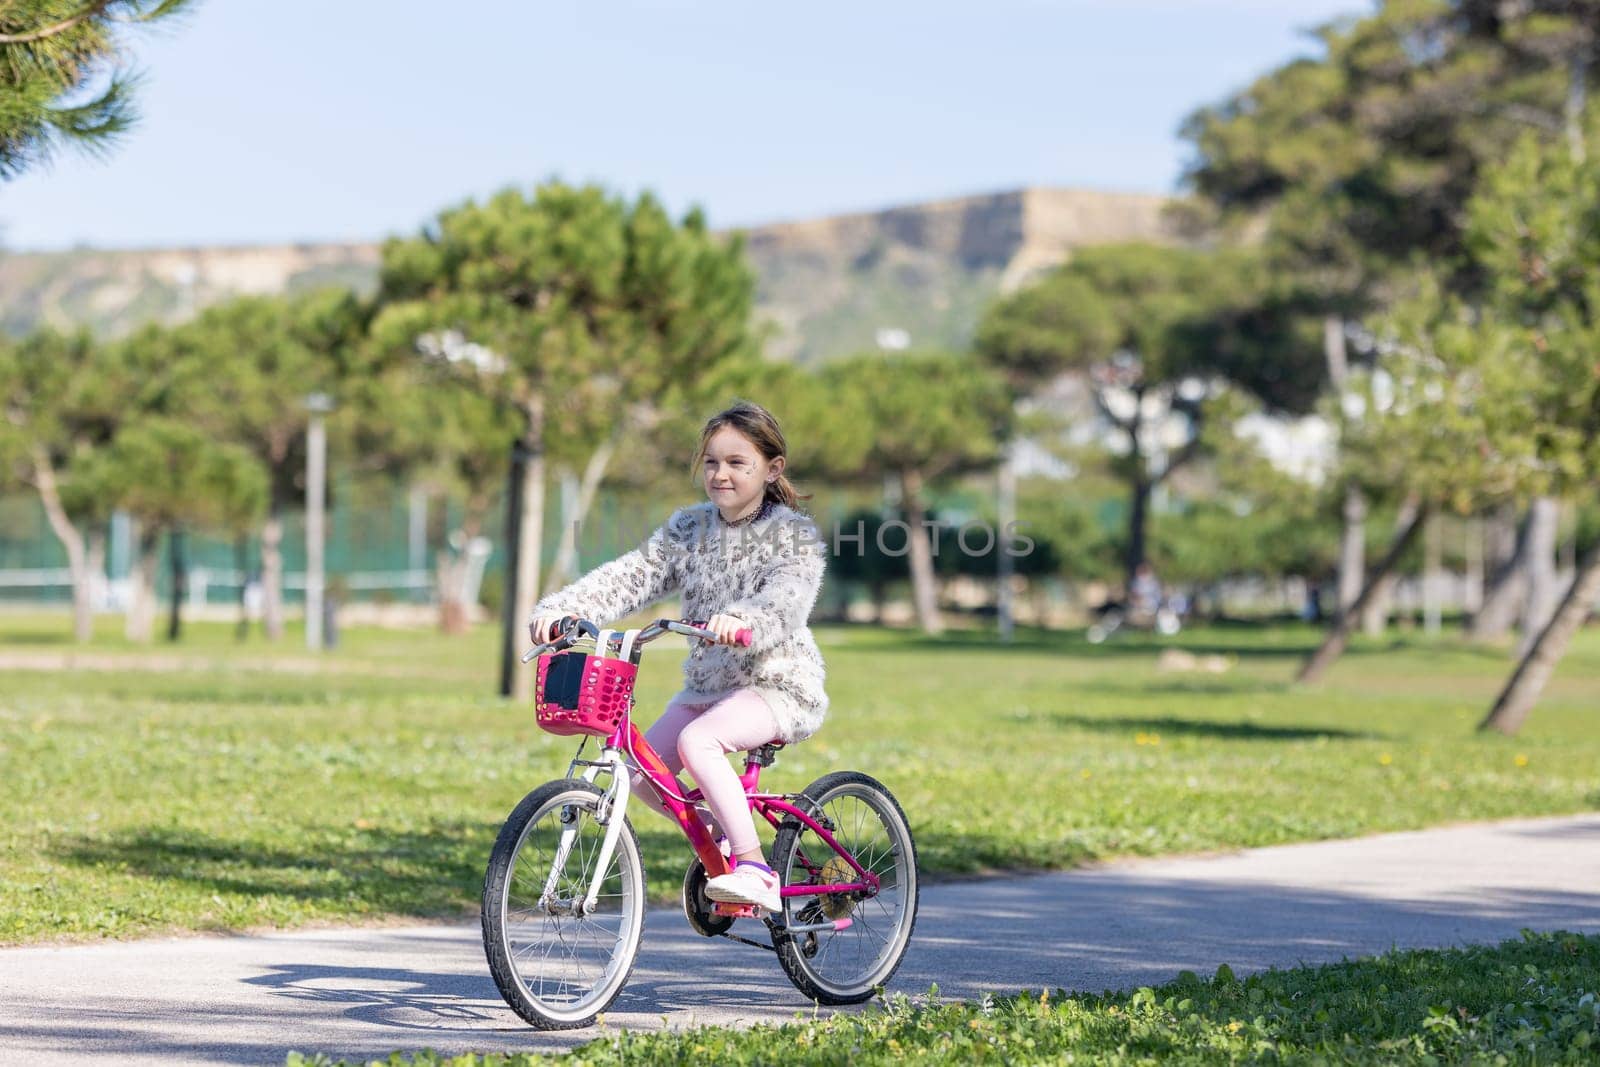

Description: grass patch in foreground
[291,930,1600,1065]
[3,616,1598,942]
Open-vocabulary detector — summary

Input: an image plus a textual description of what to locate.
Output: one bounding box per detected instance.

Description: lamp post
[997,440,1016,643]
[305,392,334,651]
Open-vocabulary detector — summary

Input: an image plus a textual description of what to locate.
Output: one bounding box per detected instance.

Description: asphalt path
[2,813,1597,1065]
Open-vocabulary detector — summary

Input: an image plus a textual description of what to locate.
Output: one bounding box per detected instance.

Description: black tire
[481,779,646,1029]
[770,770,919,1005]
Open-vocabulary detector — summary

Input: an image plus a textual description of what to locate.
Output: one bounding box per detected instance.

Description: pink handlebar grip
[685,619,754,647]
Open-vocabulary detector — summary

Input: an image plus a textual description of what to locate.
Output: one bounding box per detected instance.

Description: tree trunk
[499,442,527,697]
[435,505,486,636]
[1360,584,1390,636]
[70,546,95,643]
[899,468,944,635]
[83,530,105,643]
[997,443,1016,642]
[1470,503,1527,641]
[1124,476,1151,593]
[1517,497,1560,659]
[28,445,93,643]
[167,528,186,643]
[546,433,619,593]
[1558,500,1576,577]
[1323,316,1367,624]
[436,548,469,635]
[545,467,581,595]
[261,504,285,641]
[1479,533,1600,735]
[1463,517,1484,616]
[1361,496,1421,636]
[234,533,251,642]
[125,527,160,643]
[1298,499,1429,684]
[1337,487,1367,623]
[508,398,547,702]
[1423,513,1442,637]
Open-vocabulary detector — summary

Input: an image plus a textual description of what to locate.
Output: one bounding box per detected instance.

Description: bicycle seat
[748,741,784,767]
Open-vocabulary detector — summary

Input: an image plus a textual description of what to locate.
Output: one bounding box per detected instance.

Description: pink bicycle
[481,616,919,1029]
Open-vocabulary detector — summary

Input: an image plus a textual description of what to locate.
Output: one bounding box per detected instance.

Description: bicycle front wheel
[481,779,646,1029]
[771,770,919,1004]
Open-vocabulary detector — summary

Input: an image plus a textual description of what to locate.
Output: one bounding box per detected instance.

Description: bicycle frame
[621,719,882,900]
[535,620,881,920]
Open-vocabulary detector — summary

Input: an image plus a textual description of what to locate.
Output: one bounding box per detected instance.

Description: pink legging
[629,688,781,859]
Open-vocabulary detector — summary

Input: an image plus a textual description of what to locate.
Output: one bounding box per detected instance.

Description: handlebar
[521,616,753,664]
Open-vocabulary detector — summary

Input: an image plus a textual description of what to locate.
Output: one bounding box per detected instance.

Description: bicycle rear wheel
[771,770,918,1004]
[481,779,645,1029]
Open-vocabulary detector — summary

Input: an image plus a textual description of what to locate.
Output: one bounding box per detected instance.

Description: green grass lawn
[287,930,1600,1066]
[1,612,1597,943]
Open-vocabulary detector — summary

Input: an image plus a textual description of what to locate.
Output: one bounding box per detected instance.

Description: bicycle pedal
[711,901,763,919]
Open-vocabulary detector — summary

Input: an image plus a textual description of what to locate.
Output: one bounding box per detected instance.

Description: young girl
[529,400,828,912]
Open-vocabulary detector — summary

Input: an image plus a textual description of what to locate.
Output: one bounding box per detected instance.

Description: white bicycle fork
[538,747,631,914]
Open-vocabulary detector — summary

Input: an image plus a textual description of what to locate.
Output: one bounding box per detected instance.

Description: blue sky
[2,1,1366,251]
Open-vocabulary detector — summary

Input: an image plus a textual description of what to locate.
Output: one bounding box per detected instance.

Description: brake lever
[521,616,586,662]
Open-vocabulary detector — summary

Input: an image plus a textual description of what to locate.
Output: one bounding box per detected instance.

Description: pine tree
[1,1,192,178]
[370,182,758,699]
[975,244,1319,592]
[805,352,1014,636]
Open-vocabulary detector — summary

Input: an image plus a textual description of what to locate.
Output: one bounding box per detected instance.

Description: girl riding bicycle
[529,400,828,914]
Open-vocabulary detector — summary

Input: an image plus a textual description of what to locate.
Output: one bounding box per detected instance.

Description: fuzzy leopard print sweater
[532,500,829,743]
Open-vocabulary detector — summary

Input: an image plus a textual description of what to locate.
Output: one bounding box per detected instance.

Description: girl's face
[702,426,783,521]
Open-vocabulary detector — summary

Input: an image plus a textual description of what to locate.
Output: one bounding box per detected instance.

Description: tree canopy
[976,243,1321,585]
[371,181,760,695]
[1,0,193,178]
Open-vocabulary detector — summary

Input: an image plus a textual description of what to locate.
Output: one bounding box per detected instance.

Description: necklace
[719,498,775,528]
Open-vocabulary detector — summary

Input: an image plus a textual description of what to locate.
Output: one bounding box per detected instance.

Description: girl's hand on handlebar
[529,615,569,645]
[702,613,751,646]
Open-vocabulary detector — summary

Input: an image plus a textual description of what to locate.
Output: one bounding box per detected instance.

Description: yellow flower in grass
[1378,753,1393,766]
[1514,753,1529,767]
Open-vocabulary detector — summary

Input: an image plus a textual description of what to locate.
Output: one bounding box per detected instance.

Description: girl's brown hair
[691,400,811,509]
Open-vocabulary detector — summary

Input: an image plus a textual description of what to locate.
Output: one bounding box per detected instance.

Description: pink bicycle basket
[535,649,638,737]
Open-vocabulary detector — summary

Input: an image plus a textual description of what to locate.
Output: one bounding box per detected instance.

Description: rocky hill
[0,187,1177,361]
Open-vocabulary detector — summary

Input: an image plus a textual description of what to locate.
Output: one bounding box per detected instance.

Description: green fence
[5,490,472,606]
[0,481,913,607]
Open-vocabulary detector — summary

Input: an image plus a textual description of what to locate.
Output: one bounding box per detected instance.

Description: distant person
[1304,585,1323,623]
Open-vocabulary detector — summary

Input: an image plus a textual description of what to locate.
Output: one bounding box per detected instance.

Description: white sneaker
[705,861,781,912]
